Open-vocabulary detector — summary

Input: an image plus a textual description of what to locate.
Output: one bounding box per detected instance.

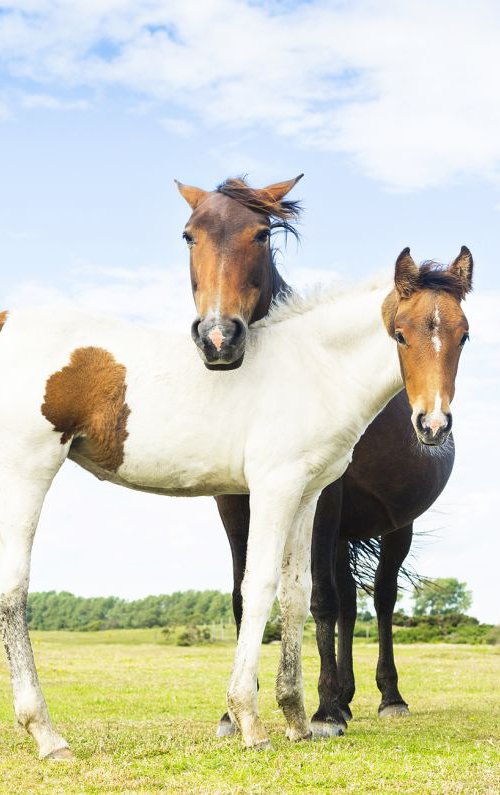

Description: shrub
[262,619,281,644]
[484,625,500,645]
[176,626,211,647]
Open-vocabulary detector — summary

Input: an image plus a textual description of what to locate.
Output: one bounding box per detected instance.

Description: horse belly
[116,418,247,496]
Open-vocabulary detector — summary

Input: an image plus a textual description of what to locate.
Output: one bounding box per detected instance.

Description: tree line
[26,579,497,645]
[27,590,235,631]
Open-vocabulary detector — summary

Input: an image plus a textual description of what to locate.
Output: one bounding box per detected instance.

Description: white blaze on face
[431,304,442,353]
[427,391,447,436]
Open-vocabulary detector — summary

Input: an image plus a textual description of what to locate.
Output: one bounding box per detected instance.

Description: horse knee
[311,579,336,622]
[0,586,27,643]
[241,574,277,610]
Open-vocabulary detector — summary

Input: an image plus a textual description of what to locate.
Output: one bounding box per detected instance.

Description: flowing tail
[348,537,427,594]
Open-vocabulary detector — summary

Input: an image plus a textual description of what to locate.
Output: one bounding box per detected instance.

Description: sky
[0,0,499,622]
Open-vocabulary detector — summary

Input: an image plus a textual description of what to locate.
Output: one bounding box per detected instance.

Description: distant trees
[27,590,234,631]
[351,578,498,644]
[25,580,497,646]
[413,578,472,617]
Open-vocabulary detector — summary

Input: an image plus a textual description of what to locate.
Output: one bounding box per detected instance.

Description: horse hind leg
[309,484,346,737]
[374,525,413,718]
[335,539,358,721]
[0,468,72,759]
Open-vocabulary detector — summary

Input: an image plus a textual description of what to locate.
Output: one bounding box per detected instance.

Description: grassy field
[0,630,498,794]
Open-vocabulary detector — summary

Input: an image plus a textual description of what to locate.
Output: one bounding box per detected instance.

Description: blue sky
[0,1,499,621]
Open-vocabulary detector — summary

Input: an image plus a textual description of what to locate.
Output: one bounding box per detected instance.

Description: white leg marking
[0,461,71,759]
[277,495,318,741]
[227,477,305,748]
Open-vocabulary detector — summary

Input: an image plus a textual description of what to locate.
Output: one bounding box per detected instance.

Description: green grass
[0,632,499,794]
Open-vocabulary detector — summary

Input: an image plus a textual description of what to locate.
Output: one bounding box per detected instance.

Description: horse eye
[459,332,469,346]
[183,231,195,246]
[254,229,270,244]
[395,330,407,345]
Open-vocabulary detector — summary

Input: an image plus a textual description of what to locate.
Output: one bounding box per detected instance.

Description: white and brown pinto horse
[0,250,470,758]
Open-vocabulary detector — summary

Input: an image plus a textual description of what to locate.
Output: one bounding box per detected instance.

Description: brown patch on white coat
[382,246,472,445]
[41,346,130,471]
[0,310,8,331]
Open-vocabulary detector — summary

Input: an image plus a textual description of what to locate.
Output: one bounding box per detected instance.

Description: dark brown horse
[176,177,470,736]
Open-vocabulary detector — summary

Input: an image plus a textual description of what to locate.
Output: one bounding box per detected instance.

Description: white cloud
[9,265,500,622]
[5,265,195,328]
[20,93,90,111]
[1,1,500,189]
[0,99,12,121]
[159,116,194,137]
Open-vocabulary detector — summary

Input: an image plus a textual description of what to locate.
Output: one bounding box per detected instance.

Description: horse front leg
[226,478,304,749]
[276,494,320,742]
[308,482,347,737]
[214,494,250,738]
[375,525,413,717]
[0,470,72,759]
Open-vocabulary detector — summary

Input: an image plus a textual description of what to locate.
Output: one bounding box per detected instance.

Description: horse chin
[416,431,449,447]
[204,354,245,371]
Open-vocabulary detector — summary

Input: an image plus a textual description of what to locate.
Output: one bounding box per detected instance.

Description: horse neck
[299,284,403,436]
[271,265,292,302]
[250,258,291,324]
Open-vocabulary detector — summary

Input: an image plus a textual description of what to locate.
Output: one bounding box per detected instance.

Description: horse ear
[175,180,208,210]
[449,245,473,298]
[257,174,304,204]
[394,247,419,297]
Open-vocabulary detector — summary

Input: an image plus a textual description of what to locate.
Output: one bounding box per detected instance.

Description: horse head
[383,246,473,445]
[176,175,302,369]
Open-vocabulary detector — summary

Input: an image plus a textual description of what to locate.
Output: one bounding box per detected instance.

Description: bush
[176,626,211,647]
[80,620,105,632]
[392,614,492,644]
[484,625,500,645]
[353,621,377,640]
[262,619,281,644]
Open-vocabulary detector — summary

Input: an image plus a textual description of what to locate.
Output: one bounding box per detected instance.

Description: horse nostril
[191,318,201,343]
[416,412,425,433]
[230,318,246,345]
[444,413,453,433]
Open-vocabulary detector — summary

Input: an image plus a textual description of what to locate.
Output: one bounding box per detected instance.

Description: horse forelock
[216,177,302,231]
[417,261,467,300]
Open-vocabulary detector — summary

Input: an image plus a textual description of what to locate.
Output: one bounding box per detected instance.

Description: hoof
[217,718,238,738]
[379,702,410,718]
[311,720,345,738]
[286,726,312,742]
[43,747,74,761]
[249,738,272,751]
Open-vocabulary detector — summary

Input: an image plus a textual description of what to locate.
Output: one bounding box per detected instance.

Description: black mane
[417,261,467,300]
[216,176,301,242]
